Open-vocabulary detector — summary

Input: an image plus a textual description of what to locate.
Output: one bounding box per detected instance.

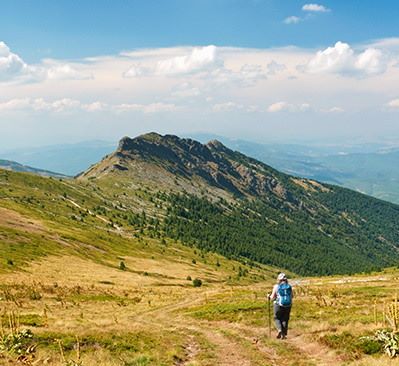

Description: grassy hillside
[78,133,399,276]
[2,160,399,363]
[1,249,399,365]
[0,168,279,365]
[0,168,272,280]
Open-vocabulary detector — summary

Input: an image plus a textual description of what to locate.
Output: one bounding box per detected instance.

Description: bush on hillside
[193,278,202,288]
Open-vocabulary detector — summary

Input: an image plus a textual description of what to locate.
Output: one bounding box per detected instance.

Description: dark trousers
[274,304,291,336]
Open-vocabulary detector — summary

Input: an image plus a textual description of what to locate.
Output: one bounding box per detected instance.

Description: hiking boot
[276,331,282,339]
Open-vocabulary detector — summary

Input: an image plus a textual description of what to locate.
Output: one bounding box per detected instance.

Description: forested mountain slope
[77,133,399,275]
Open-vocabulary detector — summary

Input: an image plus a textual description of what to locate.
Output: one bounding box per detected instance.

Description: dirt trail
[131,290,256,365]
[200,327,251,366]
[131,288,345,366]
[174,335,200,366]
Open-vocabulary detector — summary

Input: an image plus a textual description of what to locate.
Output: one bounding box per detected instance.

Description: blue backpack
[277,283,292,306]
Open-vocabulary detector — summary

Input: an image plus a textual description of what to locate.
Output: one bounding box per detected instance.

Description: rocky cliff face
[79,132,309,204]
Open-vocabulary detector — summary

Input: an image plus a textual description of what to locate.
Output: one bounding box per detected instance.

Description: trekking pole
[267,293,271,337]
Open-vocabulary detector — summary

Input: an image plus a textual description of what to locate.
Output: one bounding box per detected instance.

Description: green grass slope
[0,168,275,284]
[77,133,399,276]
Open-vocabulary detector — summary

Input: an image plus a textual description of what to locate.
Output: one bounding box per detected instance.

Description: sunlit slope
[78,133,399,275]
[0,168,276,285]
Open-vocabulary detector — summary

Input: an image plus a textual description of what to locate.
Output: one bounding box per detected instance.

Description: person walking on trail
[268,273,293,339]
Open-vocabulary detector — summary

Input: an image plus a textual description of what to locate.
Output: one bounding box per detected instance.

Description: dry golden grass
[1,255,399,366]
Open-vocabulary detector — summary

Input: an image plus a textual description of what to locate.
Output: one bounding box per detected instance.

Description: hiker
[268,273,293,339]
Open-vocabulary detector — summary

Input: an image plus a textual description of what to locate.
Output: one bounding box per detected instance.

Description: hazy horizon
[2,1,399,150]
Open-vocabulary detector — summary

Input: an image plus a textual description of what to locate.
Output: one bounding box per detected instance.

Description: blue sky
[1,1,399,149]
[2,0,397,62]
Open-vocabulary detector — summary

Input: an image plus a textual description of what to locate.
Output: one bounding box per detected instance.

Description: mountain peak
[117,132,162,152]
[80,132,294,199]
[206,139,227,151]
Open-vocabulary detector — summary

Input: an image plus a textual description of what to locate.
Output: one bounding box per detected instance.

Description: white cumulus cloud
[302,4,330,12]
[0,41,38,82]
[0,41,94,83]
[302,41,388,77]
[123,45,221,78]
[155,45,219,75]
[355,48,386,75]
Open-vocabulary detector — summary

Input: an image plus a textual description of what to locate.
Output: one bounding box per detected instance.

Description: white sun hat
[277,273,287,281]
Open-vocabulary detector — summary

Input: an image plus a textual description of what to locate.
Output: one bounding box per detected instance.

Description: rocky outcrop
[80,132,313,206]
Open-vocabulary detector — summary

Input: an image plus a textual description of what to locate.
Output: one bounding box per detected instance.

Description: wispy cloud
[302,4,330,13]
[267,102,311,113]
[266,60,287,75]
[386,99,399,109]
[284,16,301,24]
[115,102,178,114]
[284,3,330,25]
[0,98,178,114]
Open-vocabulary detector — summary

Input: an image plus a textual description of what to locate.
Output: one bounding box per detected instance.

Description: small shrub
[322,331,382,359]
[119,261,126,271]
[191,259,196,265]
[6,259,13,266]
[29,290,42,301]
[0,328,36,361]
[186,276,192,281]
[193,278,202,288]
[358,338,382,355]
[374,330,399,357]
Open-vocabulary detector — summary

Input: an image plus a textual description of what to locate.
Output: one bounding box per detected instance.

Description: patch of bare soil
[174,335,200,366]
[0,206,46,233]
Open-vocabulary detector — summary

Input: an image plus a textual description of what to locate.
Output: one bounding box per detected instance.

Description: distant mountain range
[0,159,67,178]
[0,140,116,177]
[2,135,399,203]
[191,134,399,204]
